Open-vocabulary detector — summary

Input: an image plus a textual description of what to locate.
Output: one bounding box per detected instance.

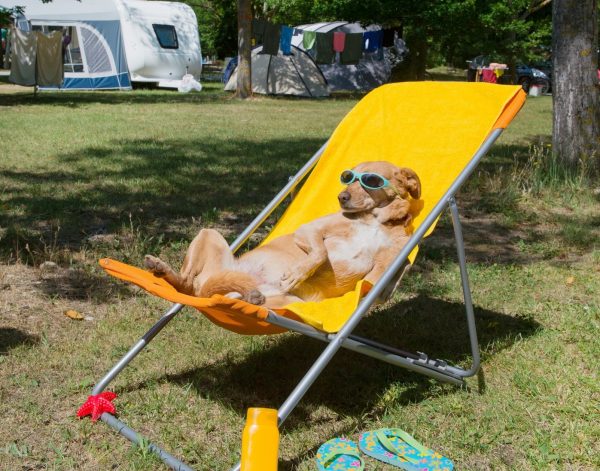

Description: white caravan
[0,0,202,89]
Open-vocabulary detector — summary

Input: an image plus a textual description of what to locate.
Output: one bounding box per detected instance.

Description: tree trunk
[552,0,600,172]
[402,33,428,81]
[236,0,252,99]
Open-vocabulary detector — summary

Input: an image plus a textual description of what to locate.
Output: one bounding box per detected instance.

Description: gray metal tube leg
[92,303,184,395]
[89,303,195,471]
[100,413,195,471]
[448,198,481,377]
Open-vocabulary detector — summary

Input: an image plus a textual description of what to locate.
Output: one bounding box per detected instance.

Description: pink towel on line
[333,32,346,53]
[481,69,497,84]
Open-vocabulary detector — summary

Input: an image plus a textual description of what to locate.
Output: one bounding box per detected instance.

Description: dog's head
[338,161,421,225]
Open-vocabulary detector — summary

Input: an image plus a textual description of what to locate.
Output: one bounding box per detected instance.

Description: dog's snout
[338,191,351,204]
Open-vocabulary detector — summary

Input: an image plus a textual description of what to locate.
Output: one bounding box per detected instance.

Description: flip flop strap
[322,448,364,470]
[375,429,428,465]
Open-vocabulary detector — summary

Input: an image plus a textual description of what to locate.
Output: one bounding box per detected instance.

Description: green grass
[0,84,599,470]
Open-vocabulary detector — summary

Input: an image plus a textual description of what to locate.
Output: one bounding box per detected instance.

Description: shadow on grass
[0,82,362,108]
[0,327,39,354]
[0,83,230,107]
[1,135,322,264]
[160,295,539,428]
[37,268,135,304]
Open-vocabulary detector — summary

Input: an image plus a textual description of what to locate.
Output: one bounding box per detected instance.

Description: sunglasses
[340,170,391,190]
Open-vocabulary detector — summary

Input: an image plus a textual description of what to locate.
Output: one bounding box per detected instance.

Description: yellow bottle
[240,407,279,471]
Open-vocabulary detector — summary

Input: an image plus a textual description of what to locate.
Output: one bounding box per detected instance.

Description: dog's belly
[235,223,393,301]
[296,222,393,300]
[235,235,304,295]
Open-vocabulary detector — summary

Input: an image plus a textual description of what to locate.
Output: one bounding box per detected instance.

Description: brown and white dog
[144,161,421,308]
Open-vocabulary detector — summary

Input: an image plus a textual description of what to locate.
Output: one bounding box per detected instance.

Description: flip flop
[358,428,454,471]
[315,437,365,471]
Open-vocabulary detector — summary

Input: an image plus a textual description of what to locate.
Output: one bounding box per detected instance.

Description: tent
[224,45,329,97]
[1,0,202,90]
[292,22,392,92]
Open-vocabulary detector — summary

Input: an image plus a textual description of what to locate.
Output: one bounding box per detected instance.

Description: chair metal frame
[89,128,504,471]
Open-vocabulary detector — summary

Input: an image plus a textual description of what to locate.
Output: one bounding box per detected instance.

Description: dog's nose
[338,191,351,204]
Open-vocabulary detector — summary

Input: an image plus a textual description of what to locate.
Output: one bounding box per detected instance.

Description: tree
[235,0,252,98]
[552,0,600,172]
[185,0,238,58]
[0,6,21,26]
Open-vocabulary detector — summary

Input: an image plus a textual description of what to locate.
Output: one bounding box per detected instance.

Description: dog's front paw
[280,271,303,292]
[144,255,169,277]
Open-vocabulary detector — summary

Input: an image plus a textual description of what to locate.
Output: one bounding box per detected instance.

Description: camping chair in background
[85,82,526,470]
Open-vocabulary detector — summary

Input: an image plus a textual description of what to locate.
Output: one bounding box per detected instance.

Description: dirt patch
[0,263,120,346]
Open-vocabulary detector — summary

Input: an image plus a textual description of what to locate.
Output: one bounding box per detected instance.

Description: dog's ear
[395,167,421,199]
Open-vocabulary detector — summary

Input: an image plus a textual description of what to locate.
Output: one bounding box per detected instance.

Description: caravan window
[152,24,178,49]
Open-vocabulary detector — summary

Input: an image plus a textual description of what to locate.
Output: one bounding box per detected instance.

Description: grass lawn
[0,82,598,470]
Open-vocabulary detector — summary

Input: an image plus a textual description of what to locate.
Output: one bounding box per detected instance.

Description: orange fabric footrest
[99,258,298,335]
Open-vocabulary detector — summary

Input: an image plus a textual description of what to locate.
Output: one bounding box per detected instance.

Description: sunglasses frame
[340,170,391,190]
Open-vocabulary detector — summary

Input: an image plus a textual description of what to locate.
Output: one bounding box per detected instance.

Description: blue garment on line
[280,25,293,55]
[363,30,383,52]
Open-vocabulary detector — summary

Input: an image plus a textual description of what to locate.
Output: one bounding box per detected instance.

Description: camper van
[0,0,202,89]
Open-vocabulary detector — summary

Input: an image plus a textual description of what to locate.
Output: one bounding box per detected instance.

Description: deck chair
[87,82,526,470]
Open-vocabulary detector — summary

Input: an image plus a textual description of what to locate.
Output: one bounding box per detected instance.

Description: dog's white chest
[326,221,391,272]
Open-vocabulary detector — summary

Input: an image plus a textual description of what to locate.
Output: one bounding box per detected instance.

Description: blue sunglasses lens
[361,173,386,189]
[340,170,355,184]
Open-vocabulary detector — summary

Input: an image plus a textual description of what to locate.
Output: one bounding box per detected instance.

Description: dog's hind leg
[199,270,265,305]
[144,255,187,291]
[145,228,235,295]
[180,228,239,296]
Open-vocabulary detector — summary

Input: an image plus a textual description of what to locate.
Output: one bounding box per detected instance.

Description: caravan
[0,0,202,90]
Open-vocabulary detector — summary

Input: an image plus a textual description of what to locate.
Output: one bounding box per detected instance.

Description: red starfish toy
[77,391,117,421]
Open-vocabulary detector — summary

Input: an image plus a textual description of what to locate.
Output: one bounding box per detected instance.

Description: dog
[144,161,421,308]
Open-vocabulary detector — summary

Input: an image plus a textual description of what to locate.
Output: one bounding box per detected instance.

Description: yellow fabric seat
[101,82,526,334]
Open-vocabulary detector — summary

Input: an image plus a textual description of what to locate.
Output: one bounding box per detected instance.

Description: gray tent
[224,45,329,97]
[292,22,392,92]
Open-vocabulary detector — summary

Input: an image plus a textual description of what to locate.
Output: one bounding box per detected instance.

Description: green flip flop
[315,437,365,471]
[358,428,453,470]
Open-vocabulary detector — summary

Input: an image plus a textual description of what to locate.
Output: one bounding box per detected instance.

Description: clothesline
[252,18,398,65]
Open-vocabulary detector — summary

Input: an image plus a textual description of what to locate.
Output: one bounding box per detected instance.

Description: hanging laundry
[382,29,397,48]
[363,30,383,52]
[481,68,497,84]
[374,30,384,50]
[262,22,281,55]
[341,33,363,65]
[36,31,63,87]
[9,27,37,86]
[315,32,334,64]
[362,31,373,51]
[302,30,316,50]
[252,18,267,44]
[280,25,293,55]
[333,32,346,53]
[3,27,11,69]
